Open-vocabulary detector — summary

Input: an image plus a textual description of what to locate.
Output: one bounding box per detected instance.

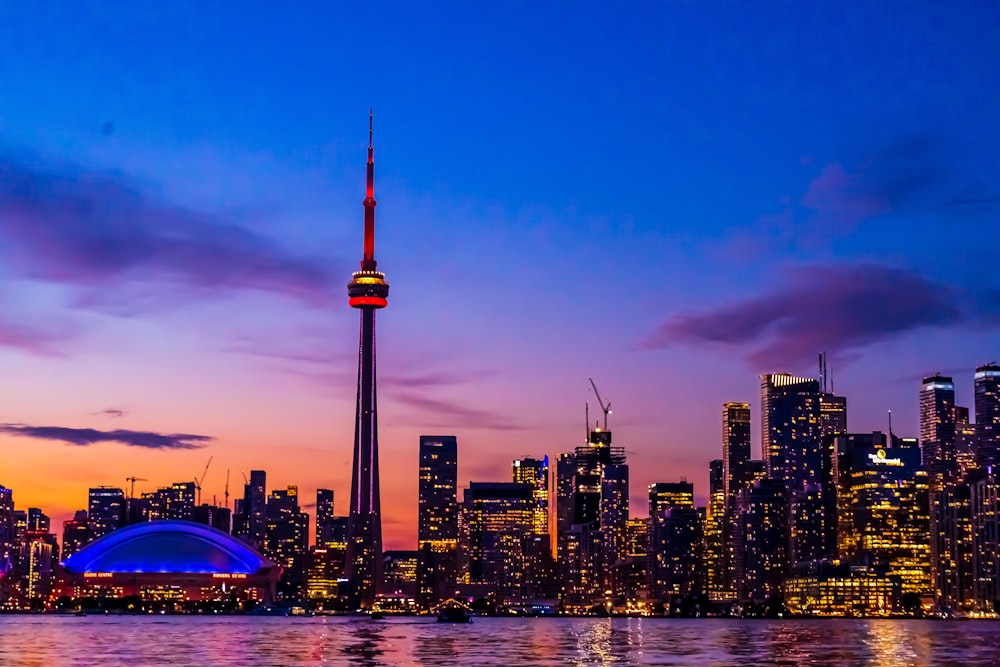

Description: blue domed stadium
[63,520,273,575]
[58,520,279,604]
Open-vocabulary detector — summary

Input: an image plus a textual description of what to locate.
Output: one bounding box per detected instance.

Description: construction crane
[125,476,147,500]
[241,470,249,485]
[588,377,612,431]
[194,456,213,506]
[224,469,230,509]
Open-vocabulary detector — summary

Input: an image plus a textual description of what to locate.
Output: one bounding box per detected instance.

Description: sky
[1,2,999,549]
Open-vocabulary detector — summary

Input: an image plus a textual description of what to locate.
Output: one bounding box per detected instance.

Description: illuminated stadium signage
[211,573,247,579]
[83,572,114,578]
[868,449,903,466]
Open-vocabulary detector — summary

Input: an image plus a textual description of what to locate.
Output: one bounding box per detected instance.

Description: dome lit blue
[62,520,274,575]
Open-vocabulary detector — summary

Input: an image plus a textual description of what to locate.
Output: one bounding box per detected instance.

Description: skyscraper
[243,471,267,551]
[920,374,957,487]
[61,511,90,560]
[88,487,125,541]
[460,482,534,603]
[721,402,751,597]
[761,374,822,493]
[345,113,391,607]
[512,456,549,539]
[705,460,726,600]
[417,435,459,604]
[733,478,789,602]
[315,489,336,547]
[975,363,1000,468]
[265,486,310,599]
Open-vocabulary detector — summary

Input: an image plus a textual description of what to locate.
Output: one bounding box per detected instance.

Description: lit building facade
[975,364,1000,468]
[761,374,821,494]
[969,468,999,612]
[88,487,125,541]
[460,482,535,603]
[833,432,932,597]
[734,478,789,602]
[704,460,726,600]
[721,402,751,599]
[315,489,336,547]
[417,435,458,604]
[265,486,309,599]
[784,560,901,617]
[920,374,958,488]
[651,506,703,600]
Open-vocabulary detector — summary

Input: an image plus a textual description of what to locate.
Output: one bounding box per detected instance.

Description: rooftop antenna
[585,402,590,443]
[224,469,230,509]
[818,353,824,393]
[888,409,894,442]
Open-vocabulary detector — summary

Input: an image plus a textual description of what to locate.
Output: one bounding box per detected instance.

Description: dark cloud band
[0,424,211,450]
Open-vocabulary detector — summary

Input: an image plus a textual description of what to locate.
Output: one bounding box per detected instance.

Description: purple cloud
[0,318,73,356]
[390,393,526,431]
[642,263,982,368]
[0,149,341,310]
[0,423,211,450]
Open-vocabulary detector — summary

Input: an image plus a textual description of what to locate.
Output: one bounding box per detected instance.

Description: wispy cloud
[0,318,73,356]
[0,148,343,312]
[391,393,526,431]
[642,263,997,368]
[92,408,127,419]
[0,424,211,450]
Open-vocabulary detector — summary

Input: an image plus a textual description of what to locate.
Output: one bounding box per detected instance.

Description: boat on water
[434,599,473,624]
[248,606,290,617]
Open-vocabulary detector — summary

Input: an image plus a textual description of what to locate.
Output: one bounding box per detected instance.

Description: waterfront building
[934,483,975,612]
[650,505,703,600]
[975,363,1000,468]
[832,432,932,597]
[616,517,650,602]
[721,402,751,598]
[344,114,391,608]
[417,435,458,604]
[264,486,309,599]
[59,520,278,605]
[783,560,901,617]
[790,483,834,564]
[704,460,726,600]
[969,468,999,612]
[560,429,628,606]
[734,478,789,602]
[88,487,125,541]
[0,486,14,606]
[513,456,550,542]
[383,550,419,595]
[460,482,534,603]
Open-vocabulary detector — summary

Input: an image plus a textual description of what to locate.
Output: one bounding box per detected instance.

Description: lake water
[1,616,999,666]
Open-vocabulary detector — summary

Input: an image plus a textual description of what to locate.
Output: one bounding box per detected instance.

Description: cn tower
[344,111,389,607]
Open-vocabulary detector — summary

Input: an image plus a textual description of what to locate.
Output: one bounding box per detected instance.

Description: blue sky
[1,2,998,544]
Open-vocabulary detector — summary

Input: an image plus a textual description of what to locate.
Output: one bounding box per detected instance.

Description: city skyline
[3,3,1000,551]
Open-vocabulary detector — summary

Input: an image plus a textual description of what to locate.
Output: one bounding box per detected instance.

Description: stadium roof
[62,520,274,575]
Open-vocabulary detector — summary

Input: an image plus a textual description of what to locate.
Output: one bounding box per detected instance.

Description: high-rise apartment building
[87,487,125,540]
[460,482,534,602]
[975,363,1000,468]
[555,452,576,563]
[920,374,957,487]
[969,467,999,611]
[734,478,789,602]
[315,489,336,547]
[512,457,549,540]
[265,486,310,599]
[761,374,822,494]
[705,460,726,600]
[417,435,459,604]
[244,471,267,551]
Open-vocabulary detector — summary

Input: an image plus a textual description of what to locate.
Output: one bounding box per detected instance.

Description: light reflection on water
[1,616,999,666]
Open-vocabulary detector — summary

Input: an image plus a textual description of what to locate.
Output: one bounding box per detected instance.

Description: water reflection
[2,616,1000,666]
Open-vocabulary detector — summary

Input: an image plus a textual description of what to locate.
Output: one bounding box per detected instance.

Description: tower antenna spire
[362,109,377,270]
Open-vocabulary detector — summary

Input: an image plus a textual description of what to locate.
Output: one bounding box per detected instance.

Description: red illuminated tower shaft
[345,111,389,607]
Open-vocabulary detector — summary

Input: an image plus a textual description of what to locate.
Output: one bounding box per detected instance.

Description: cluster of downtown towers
[3,126,1000,615]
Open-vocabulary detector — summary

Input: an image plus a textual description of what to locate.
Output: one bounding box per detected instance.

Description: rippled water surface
[2,616,1000,666]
